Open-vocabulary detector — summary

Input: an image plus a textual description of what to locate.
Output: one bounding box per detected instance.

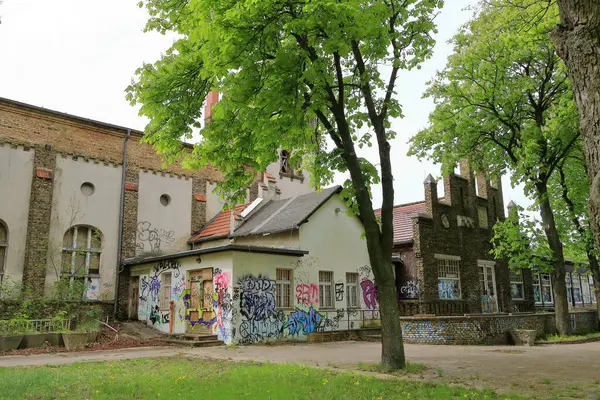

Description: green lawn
[0,357,530,399]
[538,332,600,342]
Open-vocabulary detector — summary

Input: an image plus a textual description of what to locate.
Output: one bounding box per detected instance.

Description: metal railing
[0,318,71,334]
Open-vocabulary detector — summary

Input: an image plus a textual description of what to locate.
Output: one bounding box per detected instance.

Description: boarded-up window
[319,271,334,308]
[437,257,461,300]
[478,206,489,228]
[160,273,172,309]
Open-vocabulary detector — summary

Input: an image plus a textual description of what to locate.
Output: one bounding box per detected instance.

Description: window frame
[0,220,7,289]
[318,271,334,309]
[509,269,525,300]
[346,272,359,308]
[160,272,172,310]
[276,268,293,309]
[533,272,553,304]
[435,254,462,300]
[62,225,102,300]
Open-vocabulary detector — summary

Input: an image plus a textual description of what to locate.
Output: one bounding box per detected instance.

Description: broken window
[276,268,292,308]
[319,271,334,308]
[62,225,102,300]
[280,150,291,174]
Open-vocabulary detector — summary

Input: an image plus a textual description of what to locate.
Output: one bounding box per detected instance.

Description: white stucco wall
[45,156,121,299]
[0,144,34,289]
[137,172,193,255]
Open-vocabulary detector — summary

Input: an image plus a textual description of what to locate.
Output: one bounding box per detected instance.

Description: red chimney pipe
[204,91,219,123]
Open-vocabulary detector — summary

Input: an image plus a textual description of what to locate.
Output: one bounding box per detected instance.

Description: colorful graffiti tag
[295,283,319,305]
[284,307,323,335]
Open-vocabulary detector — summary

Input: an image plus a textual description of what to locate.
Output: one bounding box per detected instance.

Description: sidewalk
[0,346,178,367]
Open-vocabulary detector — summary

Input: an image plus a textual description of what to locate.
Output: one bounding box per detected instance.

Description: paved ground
[2,341,600,398]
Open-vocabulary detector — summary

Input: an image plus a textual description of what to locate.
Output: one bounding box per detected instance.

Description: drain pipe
[113,129,131,320]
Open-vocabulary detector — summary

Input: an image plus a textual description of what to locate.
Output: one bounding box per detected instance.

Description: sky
[0,0,531,212]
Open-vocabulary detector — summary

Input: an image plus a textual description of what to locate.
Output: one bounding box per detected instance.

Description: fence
[0,318,72,334]
[398,300,467,316]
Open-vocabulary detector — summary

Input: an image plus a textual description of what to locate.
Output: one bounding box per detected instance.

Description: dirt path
[2,341,599,398]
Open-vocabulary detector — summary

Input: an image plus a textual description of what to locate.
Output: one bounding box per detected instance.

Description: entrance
[129,276,139,319]
[186,268,214,334]
[478,261,498,313]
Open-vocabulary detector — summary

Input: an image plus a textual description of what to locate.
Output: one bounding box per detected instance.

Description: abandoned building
[0,96,311,313]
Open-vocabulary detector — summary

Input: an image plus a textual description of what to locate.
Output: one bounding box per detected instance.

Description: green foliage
[409,0,578,194]
[127,0,443,206]
[491,206,552,272]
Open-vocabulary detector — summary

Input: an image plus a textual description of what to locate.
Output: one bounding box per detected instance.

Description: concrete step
[179,334,219,341]
[163,339,224,348]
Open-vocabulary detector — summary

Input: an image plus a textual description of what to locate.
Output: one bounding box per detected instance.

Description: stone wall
[400,311,599,345]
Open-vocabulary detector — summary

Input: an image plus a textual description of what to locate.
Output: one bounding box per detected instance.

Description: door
[130,277,139,319]
[186,268,214,334]
[479,261,498,313]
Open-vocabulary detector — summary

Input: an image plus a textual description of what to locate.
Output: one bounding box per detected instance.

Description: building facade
[388,162,537,315]
[0,97,311,313]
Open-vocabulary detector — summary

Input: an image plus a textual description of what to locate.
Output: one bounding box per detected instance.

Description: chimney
[204,91,219,124]
[423,173,438,215]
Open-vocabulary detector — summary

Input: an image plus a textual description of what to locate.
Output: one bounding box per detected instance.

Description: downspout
[113,129,131,319]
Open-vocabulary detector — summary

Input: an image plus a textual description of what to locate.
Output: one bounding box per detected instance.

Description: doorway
[478,261,498,313]
[129,276,139,319]
[186,268,214,334]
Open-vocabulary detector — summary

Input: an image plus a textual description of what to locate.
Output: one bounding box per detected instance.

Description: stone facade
[392,162,535,315]
[400,311,598,345]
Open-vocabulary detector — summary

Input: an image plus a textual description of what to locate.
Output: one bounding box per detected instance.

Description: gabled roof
[188,202,251,243]
[189,186,342,243]
[376,202,428,244]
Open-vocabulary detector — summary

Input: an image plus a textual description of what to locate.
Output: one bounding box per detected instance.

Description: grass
[538,332,600,342]
[357,361,426,375]
[0,356,533,399]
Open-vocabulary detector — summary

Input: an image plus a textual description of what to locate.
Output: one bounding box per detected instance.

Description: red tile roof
[189,203,251,242]
[376,202,427,244]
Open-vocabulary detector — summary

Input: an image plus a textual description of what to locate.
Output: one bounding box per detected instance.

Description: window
[566,273,582,304]
[160,272,172,309]
[533,273,553,304]
[437,256,461,300]
[62,226,102,300]
[509,270,524,300]
[478,206,489,228]
[346,273,359,308]
[280,150,291,174]
[0,221,7,287]
[319,271,334,308]
[276,268,292,308]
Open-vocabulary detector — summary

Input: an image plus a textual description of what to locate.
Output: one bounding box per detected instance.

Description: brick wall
[400,311,598,345]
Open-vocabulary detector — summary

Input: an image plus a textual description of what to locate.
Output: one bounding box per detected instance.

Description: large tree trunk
[536,181,571,335]
[330,107,405,369]
[551,1,600,276]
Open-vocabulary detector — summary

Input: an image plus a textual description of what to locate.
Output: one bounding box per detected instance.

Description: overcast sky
[0,0,530,212]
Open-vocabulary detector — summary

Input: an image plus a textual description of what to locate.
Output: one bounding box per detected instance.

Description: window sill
[319,308,336,312]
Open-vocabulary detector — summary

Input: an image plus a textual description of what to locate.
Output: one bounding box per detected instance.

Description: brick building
[387,162,537,315]
[0,97,311,317]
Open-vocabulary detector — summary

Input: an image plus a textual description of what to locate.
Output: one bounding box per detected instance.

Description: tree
[550,2,600,274]
[409,0,579,334]
[128,0,443,369]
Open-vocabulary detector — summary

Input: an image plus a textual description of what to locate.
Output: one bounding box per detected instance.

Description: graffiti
[136,221,176,254]
[149,273,161,302]
[154,259,181,278]
[295,283,319,305]
[172,279,186,300]
[335,283,344,302]
[359,265,378,309]
[285,307,324,335]
[149,305,161,325]
[438,280,460,300]
[140,277,149,302]
[360,279,378,309]
[214,269,233,340]
[398,280,419,299]
[237,275,284,344]
[187,315,216,327]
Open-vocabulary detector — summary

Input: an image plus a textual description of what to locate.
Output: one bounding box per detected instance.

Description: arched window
[61,225,102,299]
[0,220,7,286]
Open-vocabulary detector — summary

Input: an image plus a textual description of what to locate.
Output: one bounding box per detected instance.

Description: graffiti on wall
[359,265,378,309]
[295,283,319,305]
[236,275,285,344]
[214,268,234,341]
[335,283,344,302]
[154,259,181,278]
[149,273,161,302]
[136,221,176,254]
[285,307,323,335]
[172,279,186,300]
[399,280,419,299]
[149,305,170,325]
[140,277,149,302]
